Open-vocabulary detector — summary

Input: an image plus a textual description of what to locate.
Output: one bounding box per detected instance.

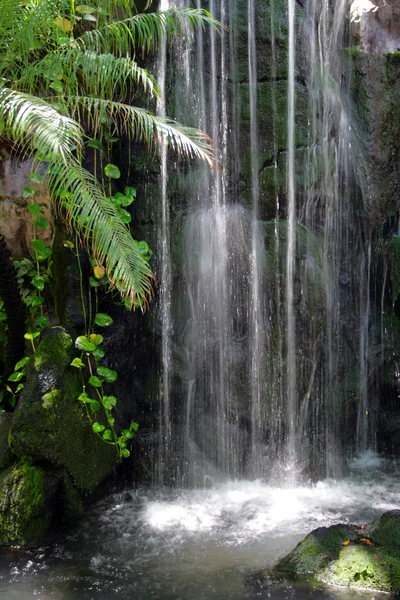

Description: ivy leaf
[29,172,43,184]
[8,371,24,382]
[102,395,117,409]
[31,295,45,307]
[31,239,52,261]
[23,187,36,199]
[27,203,41,216]
[70,357,86,369]
[92,422,105,433]
[14,357,30,371]
[87,139,104,151]
[102,429,113,441]
[78,392,90,403]
[89,276,100,288]
[122,429,134,439]
[76,4,97,13]
[121,448,130,458]
[97,367,117,383]
[90,400,100,412]
[92,348,105,361]
[34,216,49,230]
[36,316,49,328]
[24,331,40,340]
[49,80,64,94]
[130,422,139,432]
[75,336,96,352]
[89,376,102,388]
[104,163,120,179]
[93,265,105,279]
[54,17,73,32]
[32,276,45,291]
[124,186,136,199]
[116,207,131,224]
[94,313,113,327]
[89,334,103,346]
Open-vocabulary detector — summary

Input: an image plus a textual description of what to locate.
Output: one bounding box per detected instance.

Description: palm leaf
[73,8,220,56]
[0,88,153,306]
[18,50,159,101]
[57,96,215,167]
[48,162,154,307]
[0,87,83,162]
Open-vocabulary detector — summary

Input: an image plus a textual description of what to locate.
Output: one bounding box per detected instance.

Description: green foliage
[0,0,217,307]
[71,311,138,460]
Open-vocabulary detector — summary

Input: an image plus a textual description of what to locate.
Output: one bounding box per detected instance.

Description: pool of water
[0,452,399,600]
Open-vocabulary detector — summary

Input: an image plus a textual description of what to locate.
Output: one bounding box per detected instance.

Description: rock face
[251,511,400,594]
[0,154,53,259]
[0,327,119,546]
[353,0,400,53]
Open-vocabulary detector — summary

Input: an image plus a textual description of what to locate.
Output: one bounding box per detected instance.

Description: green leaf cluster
[71,312,138,459]
[0,0,217,308]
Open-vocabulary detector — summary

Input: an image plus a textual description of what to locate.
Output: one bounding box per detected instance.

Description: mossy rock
[253,512,400,594]
[277,525,359,575]
[0,461,59,546]
[9,327,117,495]
[0,413,14,470]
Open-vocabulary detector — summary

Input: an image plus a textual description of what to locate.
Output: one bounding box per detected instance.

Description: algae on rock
[251,511,400,594]
[0,462,58,546]
[9,327,117,495]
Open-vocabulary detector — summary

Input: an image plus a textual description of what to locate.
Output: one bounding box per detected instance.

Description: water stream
[0,454,398,599]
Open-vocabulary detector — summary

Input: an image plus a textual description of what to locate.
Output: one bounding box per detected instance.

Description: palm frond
[19,50,159,101]
[48,162,154,307]
[73,8,220,56]
[0,87,82,162]
[57,96,215,167]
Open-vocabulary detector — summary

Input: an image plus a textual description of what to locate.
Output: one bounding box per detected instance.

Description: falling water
[286,0,297,473]
[302,0,373,474]
[151,0,376,486]
[157,0,172,482]
[248,0,265,475]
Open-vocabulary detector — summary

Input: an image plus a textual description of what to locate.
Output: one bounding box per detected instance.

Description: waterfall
[157,0,173,483]
[150,0,376,486]
[248,0,265,476]
[286,0,297,477]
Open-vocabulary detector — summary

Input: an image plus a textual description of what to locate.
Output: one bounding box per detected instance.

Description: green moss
[270,513,400,594]
[41,388,61,409]
[0,462,56,546]
[323,545,400,593]
[371,511,400,549]
[34,328,73,370]
[10,327,117,495]
[278,526,357,576]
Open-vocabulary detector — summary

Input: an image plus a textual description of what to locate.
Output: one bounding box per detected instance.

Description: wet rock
[0,462,59,547]
[0,413,14,470]
[9,327,117,495]
[0,155,53,259]
[251,511,400,594]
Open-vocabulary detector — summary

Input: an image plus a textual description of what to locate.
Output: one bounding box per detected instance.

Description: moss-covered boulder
[0,413,14,470]
[251,511,400,594]
[0,461,59,546]
[9,327,117,494]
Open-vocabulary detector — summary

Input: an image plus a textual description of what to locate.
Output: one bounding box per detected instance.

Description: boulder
[9,327,117,495]
[251,510,400,594]
[0,462,59,547]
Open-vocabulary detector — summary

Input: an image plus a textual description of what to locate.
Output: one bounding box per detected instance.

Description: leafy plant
[0,0,217,308]
[71,312,138,459]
